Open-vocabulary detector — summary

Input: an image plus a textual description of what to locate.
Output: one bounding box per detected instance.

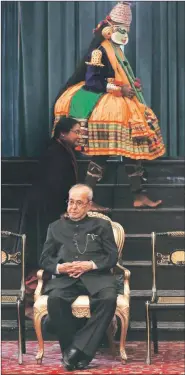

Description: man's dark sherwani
[39,214,118,357]
[40,215,118,295]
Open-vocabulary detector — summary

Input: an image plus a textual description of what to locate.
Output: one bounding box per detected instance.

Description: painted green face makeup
[111,25,129,45]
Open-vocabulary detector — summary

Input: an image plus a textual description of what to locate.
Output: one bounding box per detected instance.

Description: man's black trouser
[85,156,147,195]
[46,280,117,357]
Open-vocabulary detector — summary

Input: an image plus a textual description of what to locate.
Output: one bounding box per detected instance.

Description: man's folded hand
[58,261,93,277]
[69,261,93,278]
[57,262,74,274]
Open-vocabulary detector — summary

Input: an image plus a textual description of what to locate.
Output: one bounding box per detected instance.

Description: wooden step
[2,158,185,184]
[2,183,184,208]
[129,294,185,321]
[96,183,185,208]
[126,321,185,341]
[121,263,184,291]
[123,235,185,261]
[1,319,184,342]
[1,184,31,208]
[111,208,185,233]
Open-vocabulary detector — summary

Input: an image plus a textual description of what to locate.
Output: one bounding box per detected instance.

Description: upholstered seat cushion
[67,294,129,318]
[34,294,129,319]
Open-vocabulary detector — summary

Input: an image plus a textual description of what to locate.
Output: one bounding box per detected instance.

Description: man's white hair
[69,184,93,201]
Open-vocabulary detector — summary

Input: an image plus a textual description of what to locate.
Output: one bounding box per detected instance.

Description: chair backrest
[87,211,125,260]
[1,231,26,301]
[151,231,185,302]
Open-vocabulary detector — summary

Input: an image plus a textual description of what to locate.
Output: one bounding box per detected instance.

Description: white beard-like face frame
[111,25,129,45]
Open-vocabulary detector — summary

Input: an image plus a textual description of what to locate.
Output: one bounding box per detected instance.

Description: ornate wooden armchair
[33,212,131,364]
[145,231,185,364]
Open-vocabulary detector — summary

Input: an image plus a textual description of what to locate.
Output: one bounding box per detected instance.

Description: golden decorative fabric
[85,49,104,67]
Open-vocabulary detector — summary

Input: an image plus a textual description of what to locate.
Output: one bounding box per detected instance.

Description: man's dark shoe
[76,354,93,370]
[62,347,80,370]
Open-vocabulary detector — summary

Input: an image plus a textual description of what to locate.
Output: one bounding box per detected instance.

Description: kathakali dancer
[54,1,165,208]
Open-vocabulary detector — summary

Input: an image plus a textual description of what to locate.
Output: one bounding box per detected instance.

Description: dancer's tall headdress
[108,1,132,31]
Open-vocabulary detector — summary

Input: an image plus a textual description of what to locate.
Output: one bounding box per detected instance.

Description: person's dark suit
[39,215,118,357]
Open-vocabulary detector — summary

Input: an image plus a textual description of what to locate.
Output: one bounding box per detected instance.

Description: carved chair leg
[152,311,158,354]
[116,309,129,362]
[33,306,48,364]
[17,299,23,364]
[145,301,151,364]
[107,319,117,357]
[20,300,26,354]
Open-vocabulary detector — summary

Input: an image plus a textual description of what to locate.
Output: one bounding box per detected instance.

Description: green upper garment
[69,87,103,119]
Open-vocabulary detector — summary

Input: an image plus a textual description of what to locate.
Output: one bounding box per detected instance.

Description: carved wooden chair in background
[33,212,131,364]
[1,231,26,364]
[145,231,185,364]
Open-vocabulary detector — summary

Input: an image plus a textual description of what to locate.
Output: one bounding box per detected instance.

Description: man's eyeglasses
[70,130,81,135]
[66,199,90,208]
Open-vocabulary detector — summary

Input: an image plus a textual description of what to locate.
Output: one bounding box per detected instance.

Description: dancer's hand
[121,84,135,99]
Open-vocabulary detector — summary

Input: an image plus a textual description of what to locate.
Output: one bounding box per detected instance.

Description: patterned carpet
[1,341,185,374]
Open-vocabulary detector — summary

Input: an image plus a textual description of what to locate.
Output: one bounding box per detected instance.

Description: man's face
[67,189,92,220]
[63,123,81,147]
[111,25,129,46]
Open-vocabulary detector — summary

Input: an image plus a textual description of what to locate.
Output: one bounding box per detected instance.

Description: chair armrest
[115,262,131,298]
[34,270,45,302]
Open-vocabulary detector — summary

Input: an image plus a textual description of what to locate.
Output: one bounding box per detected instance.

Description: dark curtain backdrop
[1,1,19,156]
[1,1,185,157]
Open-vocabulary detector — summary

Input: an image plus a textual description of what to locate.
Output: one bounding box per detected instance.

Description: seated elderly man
[39,184,118,370]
